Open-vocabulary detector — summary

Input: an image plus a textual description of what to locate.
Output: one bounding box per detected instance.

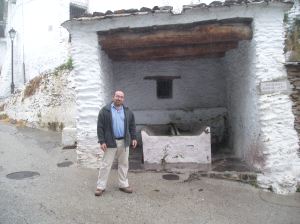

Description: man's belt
[115,137,124,140]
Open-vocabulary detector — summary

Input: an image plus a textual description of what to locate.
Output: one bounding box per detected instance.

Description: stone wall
[286,63,300,149]
[2,68,76,130]
[286,63,300,189]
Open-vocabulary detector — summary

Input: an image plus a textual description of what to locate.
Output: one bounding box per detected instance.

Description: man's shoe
[119,186,133,194]
[95,188,105,196]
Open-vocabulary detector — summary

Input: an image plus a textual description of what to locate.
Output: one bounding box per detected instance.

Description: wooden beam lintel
[99,23,252,50]
[105,41,238,60]
[111,52,226,61]
[144,76,181,80]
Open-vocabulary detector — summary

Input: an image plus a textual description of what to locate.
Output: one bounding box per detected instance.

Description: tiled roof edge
[72,0,294,22]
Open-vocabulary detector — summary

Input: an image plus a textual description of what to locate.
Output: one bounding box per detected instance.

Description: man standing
[95,90,137,196]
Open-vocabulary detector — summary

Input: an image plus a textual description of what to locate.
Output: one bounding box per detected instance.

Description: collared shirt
[111,103,125,138]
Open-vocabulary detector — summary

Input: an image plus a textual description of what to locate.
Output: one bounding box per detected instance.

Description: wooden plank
[106,42,237,60]
[99,23,252,50]
[110,52,226,61]
[144,76,181,80]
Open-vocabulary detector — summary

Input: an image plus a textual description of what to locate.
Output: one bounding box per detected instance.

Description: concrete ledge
[143,162,211,172]
[141,126,211,164]
[62,127,77,147]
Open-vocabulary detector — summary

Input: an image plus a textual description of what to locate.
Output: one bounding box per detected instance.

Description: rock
[140,7,152,12]
[105,10,113,15]
[113,9,126,14]
[124,9,139,14]
[209,1,223,7]
[92,12,105,17]
[196,3,208,8]
[152,6,160,11]
[82,13,93,17]
[10,119,17,124]
[159,6,173,11]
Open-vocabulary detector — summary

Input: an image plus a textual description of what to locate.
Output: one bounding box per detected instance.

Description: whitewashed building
[0,0,88,97]
[1,0,300,194]
[61,0,300,194]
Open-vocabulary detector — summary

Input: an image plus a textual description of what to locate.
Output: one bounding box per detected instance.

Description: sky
[88,0,217,14]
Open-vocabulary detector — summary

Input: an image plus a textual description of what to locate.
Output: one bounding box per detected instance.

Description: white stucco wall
[223,5,300,194]
[113,59,226,110]
[0,39,6,67]
[223,41,261,167]
[71,31,113,168]
[251,7,300,194]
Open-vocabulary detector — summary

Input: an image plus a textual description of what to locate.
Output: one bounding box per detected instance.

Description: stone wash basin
[141,124,211,165]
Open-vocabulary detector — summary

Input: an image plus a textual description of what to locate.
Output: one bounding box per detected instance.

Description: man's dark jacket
[97,104,136,148]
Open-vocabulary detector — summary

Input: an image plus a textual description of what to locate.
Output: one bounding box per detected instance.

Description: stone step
[184,171,258,186]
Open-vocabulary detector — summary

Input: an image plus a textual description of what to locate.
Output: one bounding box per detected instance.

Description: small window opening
[157,79,173,99]
[144,76,180,99]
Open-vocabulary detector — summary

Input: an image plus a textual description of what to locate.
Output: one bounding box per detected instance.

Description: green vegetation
[285,4,300,62]
[47,122,64,131]
[286,22,300,61]
[53,57,74,76]
[0,113,8,120]
[248,180,259,188]
[284,12,288,23]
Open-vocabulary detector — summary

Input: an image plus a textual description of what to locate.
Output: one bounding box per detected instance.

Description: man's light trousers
[96,139,129,190]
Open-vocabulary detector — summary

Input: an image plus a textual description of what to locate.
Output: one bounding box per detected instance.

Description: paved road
[0,122,299,224]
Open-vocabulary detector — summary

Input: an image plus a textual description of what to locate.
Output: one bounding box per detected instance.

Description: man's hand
[131,140,137,149]
[100,143,107,152]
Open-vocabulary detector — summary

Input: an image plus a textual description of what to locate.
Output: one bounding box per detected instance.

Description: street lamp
[8,28,16,94]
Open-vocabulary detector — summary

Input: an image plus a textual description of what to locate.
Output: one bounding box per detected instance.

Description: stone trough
[141,124,211,169]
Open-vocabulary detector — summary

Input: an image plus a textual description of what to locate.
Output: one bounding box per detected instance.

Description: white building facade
[0,0,89,97]
[0,0,299,194]
[62,1,300,194]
